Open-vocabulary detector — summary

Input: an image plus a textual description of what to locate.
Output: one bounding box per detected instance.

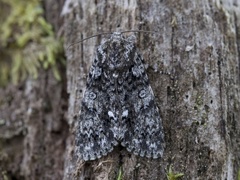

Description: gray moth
[75,32,165,161]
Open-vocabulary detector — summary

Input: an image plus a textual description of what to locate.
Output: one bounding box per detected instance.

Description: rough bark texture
[0,0,67,180]
[63,0,240,180]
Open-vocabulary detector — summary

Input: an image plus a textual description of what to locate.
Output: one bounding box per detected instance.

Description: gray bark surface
[63,0,240,180]
[0,0,67,179]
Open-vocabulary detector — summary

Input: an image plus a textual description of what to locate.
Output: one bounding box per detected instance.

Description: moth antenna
[120,30,159,34]
[66,32,112,50]
[67,30,159,50]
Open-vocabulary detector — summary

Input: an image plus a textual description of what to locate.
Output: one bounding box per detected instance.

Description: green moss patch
[0,0,64,86]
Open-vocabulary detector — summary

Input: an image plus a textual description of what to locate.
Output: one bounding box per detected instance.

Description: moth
[75,32,165,161]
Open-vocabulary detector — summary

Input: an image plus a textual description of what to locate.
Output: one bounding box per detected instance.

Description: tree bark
[1,0,240,180]
[63,0,240,179]
[0,0,67,180]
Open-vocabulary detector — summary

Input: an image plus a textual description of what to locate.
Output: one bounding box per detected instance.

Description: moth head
[99,33,136,69]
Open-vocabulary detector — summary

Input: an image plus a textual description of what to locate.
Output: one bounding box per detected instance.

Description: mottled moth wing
[120,51,165,159]
[75,39,119,161]
[75,32,164,161]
